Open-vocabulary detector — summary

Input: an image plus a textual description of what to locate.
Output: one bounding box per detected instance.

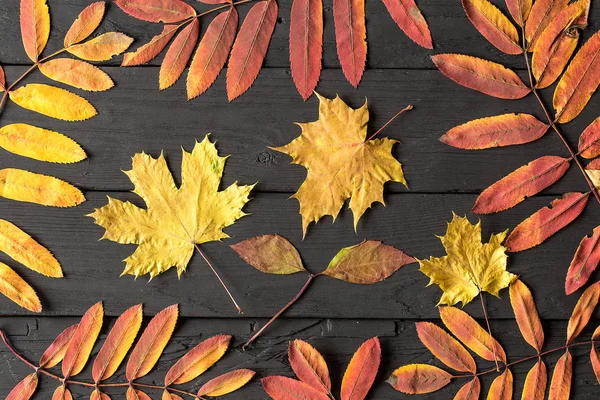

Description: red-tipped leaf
[64,2,105,47]
[262,376,330,400]
[488,369,513,400]
[453,377,480,400]
[548,351,572,400]
[522,360,547,400]
[566,282,600,343]
[333,0,367,87]
[39,324,78,368]
[461,0,521,54]
[288,339,331,393]
[578,117,600,159]
[20,0,50,62]
[290,0,323,99]
[197,369,256,397]
[122,25,179,66]
[6,373,37,400]
[509,280,544,351]
[340,337,380,400]
[160,19,199,90]
[525,0,569,49]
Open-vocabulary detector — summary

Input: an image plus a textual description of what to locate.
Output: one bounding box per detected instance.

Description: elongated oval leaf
[39,324,78,368]
[122,25,179,66]
[52,386,72,400]
[126,304,178,380]
[591,327,600,384]
[0,168,85,207]
[187,8,238,99]
[333,0,366,87]
[566,282,600,343]
[0,262,40,312]
[9,84,97,121]
[68,32,134,61]
[6,373,38,400]
[62,301,104,378]
[473,156,570,214]
[290,0,323,100]
[566,226,600,295]
[0,124,86,163]
[432,54,530,99]
[262,376,330,400]
[160,19,199,90]
[439,306,506,362]
[579,117,600,159]
[416,322,476,373]
[387,364,452,394]
[0,67,5,89]
[288,339,331,393]
[535,33,578,90]
[509,280,544,351]
[525,0,569,48]
[340,337,380,400]
[488,369,513,400]
[197,369,256,397]
[522,360,547,400]
[506,0,531,26]
[382,0,432,49]
[39,59,113,92]
[231,234,306,274]
[64,2,105,47]
[461,0,521,54]
[90,390,111,400]
[162,391,182,400]
[126,388,151,400]
[506,192,590,252]
[441,113,548,149]
[454,377,480,400]
[114,0,196,23]
[92,304,143,382]
[548,351,572,400]
[227,0,278,100]
[20,0,50,61]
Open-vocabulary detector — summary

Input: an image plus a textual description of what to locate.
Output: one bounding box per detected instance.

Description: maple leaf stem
[242,273,316,350]
[479,292,500,372]
[193,243,243,314]
[366,104,413,141]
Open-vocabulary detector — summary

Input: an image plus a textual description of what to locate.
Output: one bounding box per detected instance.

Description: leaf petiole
[366,104,413,141]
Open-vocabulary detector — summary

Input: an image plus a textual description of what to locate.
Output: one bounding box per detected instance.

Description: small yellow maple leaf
[419,213,517,306]
[272,93,407,236]
[89,135,254,279]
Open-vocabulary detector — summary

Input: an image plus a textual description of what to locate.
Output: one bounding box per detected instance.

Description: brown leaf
[566,281,600,343]
[160,19,200,90]
[382,0,433,49]
[6,373,38,400]
[288,339,331,393]
[566,226,600,295]
[548,351,572,400]
[39,324,78,368]
[333,0,367,87]
[230,235,306,275]
[122,25,179,66]
[578,117,600,159]
[114,0,196,23]
[290,0,323,99]
[488,369,513,400]
[509,280,544,351]
[387,364,452,394]
[522,360,547,400]
[20,0,50,62]
[262,376,331,400]
[64,2,105,47]
[196,369,256,397]
[62,302,104,378]
[0,262,41,312]
[340,337,380,400]
[453,377,480,400]
[416,322,476,373]
[461,0,521,54]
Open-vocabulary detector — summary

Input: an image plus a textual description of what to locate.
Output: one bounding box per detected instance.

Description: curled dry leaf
[461,0,521,54]
[39,324,78,368]
[333,0,367,87]
[548,351,572,400]
[566,225,600,295]
[566,281,600,343]
[20,0,50,62]
[387,364,452,394]
[115,0,196,23]
[290,0,323,100]
[62,302,104,378]
[67,32,134,61]
[522,360,547,400]
[0,168,85,207]
[64,1,106,47]
[416,322,476,373]
[0,262,41,312]
[509,280,544,351]
[39,59,114,92]
[9,84,97,121]
[288,339,331,393]
[196,369,256,397]
[382,0,433,49]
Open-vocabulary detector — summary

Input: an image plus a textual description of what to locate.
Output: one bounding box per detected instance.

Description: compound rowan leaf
[525,0,569,49]
[126,304,178,380]
[333,0,366,87]
[566,282,600,343]
[522,360,547,400]
[39,324,78,368]
[419,214,515,306]
[115,0,196,23]
[89,136,254,278]
[271,93,407,235]
[122,25,180,66]
[126,388,151,400]
[0,168,85,207]
[432,54,530,99]
[68,32,134,62]
[227,0,278,101]
[39,59,114,91]
[62,302,103,378]
[187,8,238,99]
[0,262,41,312]
[288,339,331,393]
[382,0,432,49]
[454,377,480,400]
[387,364,452,394]
[52,386,72,400]
[566,226,600,295]
[160,19,199,90]
[92,304,143,382]
[20,0,50,62]
[340,337,380,400]
[488,369,513,400]
[509,279,544,351]
[506,192,589,252]
[416,322,476,373]
[6,373,38,400]
[473,156,570,214]
[579,117,600,159]
[9,84,97,121]
[230,235,306,275]
[64,2,105,47]
[290,0,323,99]
[440,113,548,150]
[262,376,331,400]
[461,0,521,54]
[548,351,572,400]
[506,0,532,26]
[197,369,256,397]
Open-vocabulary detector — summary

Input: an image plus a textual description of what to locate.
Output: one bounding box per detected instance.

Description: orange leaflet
[196,369,256,397]
[387,364,452,394]
[288,340,331,394]
[39,59,114,92]
[488,369,513,400]
[67,32,133,62]
[453,377,480,400]
[554,31,600,123]
[90,390,111,400]
[472,156,570,214]
[126,387,151,400]
[440,113,548,150]
[160,19,199,90]
[126,304,178,380]
[333,0,366,87]
[415,322,476,373]
[578,116,600,159]
[505,0,532,26]
[566,281,600,343]
[92,304,143,382]
[226,0,278,101]
[62,302,104,378]
[187,8,238,99]
[20,0,50,62]
[162,392,183,400]
[382,0,432,49]
[262,376,330,400]
[505,192,590,252]
[164,334,231,385]
[461,0,521,54]
[114,0,196,23]
[52,386,72,400]
[64,2,105,47]
[591,327,600,384]
[122,25,179,66]
[340,337,380,400]
[230,234,306,275]
[509,280,544,351]
[39,324,78,368]
[522,360,547,400]
[199,0,230,3]
[525,0,569,48]
[439,306,507,362]
[6,373,38,400]
[289,0,323,100]
[548,351,572,400]
[566,226,600,295]
[431,54,530,100]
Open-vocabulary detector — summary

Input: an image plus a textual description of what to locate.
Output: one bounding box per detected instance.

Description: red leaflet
[461,0,521,54]
[522,360,547,400]
[453,377,480,400]
[126,387,151,400]
[20,0,50,62]
[416,322,476,373]
[288,339,331,393]
[525,0,569,49]
[333,0,366,87]
[381,0,432,49]
[505,0,532,26]
[548,351,572,400]
[187,8,238,99]
[488,369,513,400]
[52,386,72,400]
[473,156,570,214]
[592,327,600,384]
[162,392,183,400]
[197,369,256,397]
[290,0,323,100]
[114,0,196,23]
[0,66,4,89]
[432,54,530,99]
[566,226,600,295]
[198,0,230,3]
[566,282,600,343]
[578,117,600,159]
[340,337,380,400]
[441,113,548,150]
[509,280,544,351]
[39,324,78,368]
[62,302,104,378]
[6,373,37,400]
[160,19,200,90]
[506,192,590,252]
[64,2,105,47]
[122,25,179,66]
[262,376,330,400]
[387,364,452,394]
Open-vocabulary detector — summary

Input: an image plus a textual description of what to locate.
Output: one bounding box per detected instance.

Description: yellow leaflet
[0,168,85,207]
[39,59,114,91]
[9,84,97,121]
[0,262,41,312]
[68,32,133,61]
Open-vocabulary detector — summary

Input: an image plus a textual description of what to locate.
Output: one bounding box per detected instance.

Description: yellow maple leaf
[419,214,517,306]
[271,93,407,236]
[89,135,254,279]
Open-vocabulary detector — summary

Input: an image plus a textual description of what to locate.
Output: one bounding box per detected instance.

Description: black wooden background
[1,0,600,398]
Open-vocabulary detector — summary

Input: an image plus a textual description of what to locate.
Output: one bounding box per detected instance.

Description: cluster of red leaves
[389,279,600,399]
[115,0,433,100]
[433,0,600,295]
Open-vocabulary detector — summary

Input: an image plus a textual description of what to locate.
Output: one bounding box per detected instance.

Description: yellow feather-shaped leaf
[0,262,41,312]
[9,84,97,121]
[0,168,85,207]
